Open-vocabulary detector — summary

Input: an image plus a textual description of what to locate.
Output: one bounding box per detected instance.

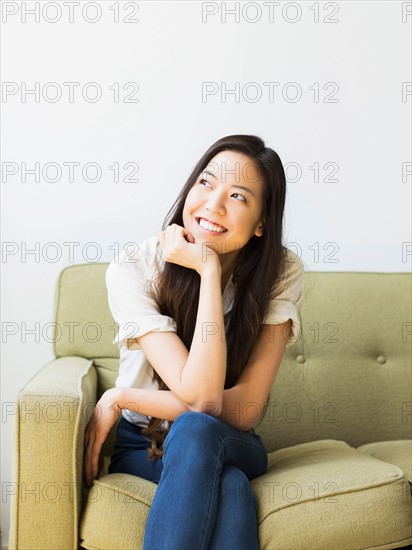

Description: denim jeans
[108,415,164,483]
[109,411,268,550]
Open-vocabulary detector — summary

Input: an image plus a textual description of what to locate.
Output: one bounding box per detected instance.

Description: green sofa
[9,263,412,549]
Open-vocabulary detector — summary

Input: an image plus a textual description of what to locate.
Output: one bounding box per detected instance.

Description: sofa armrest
[8,356,97,550]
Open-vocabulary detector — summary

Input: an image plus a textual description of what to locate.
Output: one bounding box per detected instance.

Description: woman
[83,134,305,549]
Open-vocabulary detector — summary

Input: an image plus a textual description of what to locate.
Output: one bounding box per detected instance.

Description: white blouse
[106,234,305,428]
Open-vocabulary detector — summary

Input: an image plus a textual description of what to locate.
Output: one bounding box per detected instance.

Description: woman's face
[182,150,265,257]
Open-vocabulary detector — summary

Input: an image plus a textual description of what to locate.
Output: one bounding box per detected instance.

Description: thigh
[108,416,164,484]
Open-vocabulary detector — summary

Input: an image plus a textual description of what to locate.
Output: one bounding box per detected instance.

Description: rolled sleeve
[263,251,305,346]
[106,244,177,350]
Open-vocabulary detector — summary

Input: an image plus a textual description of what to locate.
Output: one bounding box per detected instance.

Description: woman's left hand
[83,388,122,489]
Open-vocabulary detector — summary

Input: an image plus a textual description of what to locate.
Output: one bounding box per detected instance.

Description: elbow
[239,420,254,432]
[180,380,223,417]
[189,396,222,417]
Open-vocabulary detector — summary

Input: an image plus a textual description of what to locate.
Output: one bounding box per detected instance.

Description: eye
[198,179,248,204]
[198,178,212,188]
[232,192,248,204]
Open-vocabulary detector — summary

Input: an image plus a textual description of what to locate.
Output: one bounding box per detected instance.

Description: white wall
[1,1,410,546]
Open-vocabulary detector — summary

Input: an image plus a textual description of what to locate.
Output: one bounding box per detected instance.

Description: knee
[172,410,219,434]
[164,411,220,449]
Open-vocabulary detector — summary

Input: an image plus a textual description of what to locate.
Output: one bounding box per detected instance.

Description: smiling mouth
[195,217,228,233]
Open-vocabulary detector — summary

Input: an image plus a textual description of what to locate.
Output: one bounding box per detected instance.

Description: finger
[163,225,179,253]
[84,453,96,488]
[184,230,195,243]
[84,425,90,449]
[84,417,95,447]
[83,452,91,487]
[182,226,194,241]
[175,225,190,243]
[83,463,91,488]
[90,439,102,480]
[84,432,97,485]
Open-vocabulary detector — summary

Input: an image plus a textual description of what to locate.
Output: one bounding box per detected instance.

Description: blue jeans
[109,411,268,550]
[109,415,164,483]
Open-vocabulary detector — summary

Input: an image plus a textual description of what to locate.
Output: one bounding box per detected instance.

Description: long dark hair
[141,134,288,459]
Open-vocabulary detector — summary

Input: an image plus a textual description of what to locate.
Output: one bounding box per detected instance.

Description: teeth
[199,218,226,233]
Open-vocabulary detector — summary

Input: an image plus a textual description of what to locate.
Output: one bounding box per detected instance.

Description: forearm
[113,387,195,422]
[181,261,226,411]
[218,386,264,432]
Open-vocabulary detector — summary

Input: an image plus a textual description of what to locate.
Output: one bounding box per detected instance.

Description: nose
[205,190,226,216]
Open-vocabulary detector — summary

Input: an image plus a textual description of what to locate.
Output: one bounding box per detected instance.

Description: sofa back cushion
[54,263,117,360]
[54,264,412,452]
[257,271,411,451]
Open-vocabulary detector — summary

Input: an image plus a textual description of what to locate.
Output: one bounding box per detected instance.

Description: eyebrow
[201,170,256,198]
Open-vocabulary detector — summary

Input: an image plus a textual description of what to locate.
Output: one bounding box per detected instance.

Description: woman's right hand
[159,224,219,276]
[83,388,121,489]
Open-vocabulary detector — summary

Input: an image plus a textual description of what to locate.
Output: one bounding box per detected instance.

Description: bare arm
[179,260,226,411]
[115,387,194,421]
[137,258,226,414]
[217,322,292,431]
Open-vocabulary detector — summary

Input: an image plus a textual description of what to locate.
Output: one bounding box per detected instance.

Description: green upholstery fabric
[256,271,412,453]
[9,357,97,550]
[79,440,412,550]
[357,440,412,483]
[54,263,117,360]
[252,439,411,550]
[9,265,412,550]
[79,474,157,550]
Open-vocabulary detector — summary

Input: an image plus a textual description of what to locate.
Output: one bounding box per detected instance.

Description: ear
[254,222,264,238]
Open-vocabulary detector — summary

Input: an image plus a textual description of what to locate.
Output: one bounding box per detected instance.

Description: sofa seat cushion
[249,439,412,550]
[80,473,157,550]
[79,440,412,550]
[356,440,412,483]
